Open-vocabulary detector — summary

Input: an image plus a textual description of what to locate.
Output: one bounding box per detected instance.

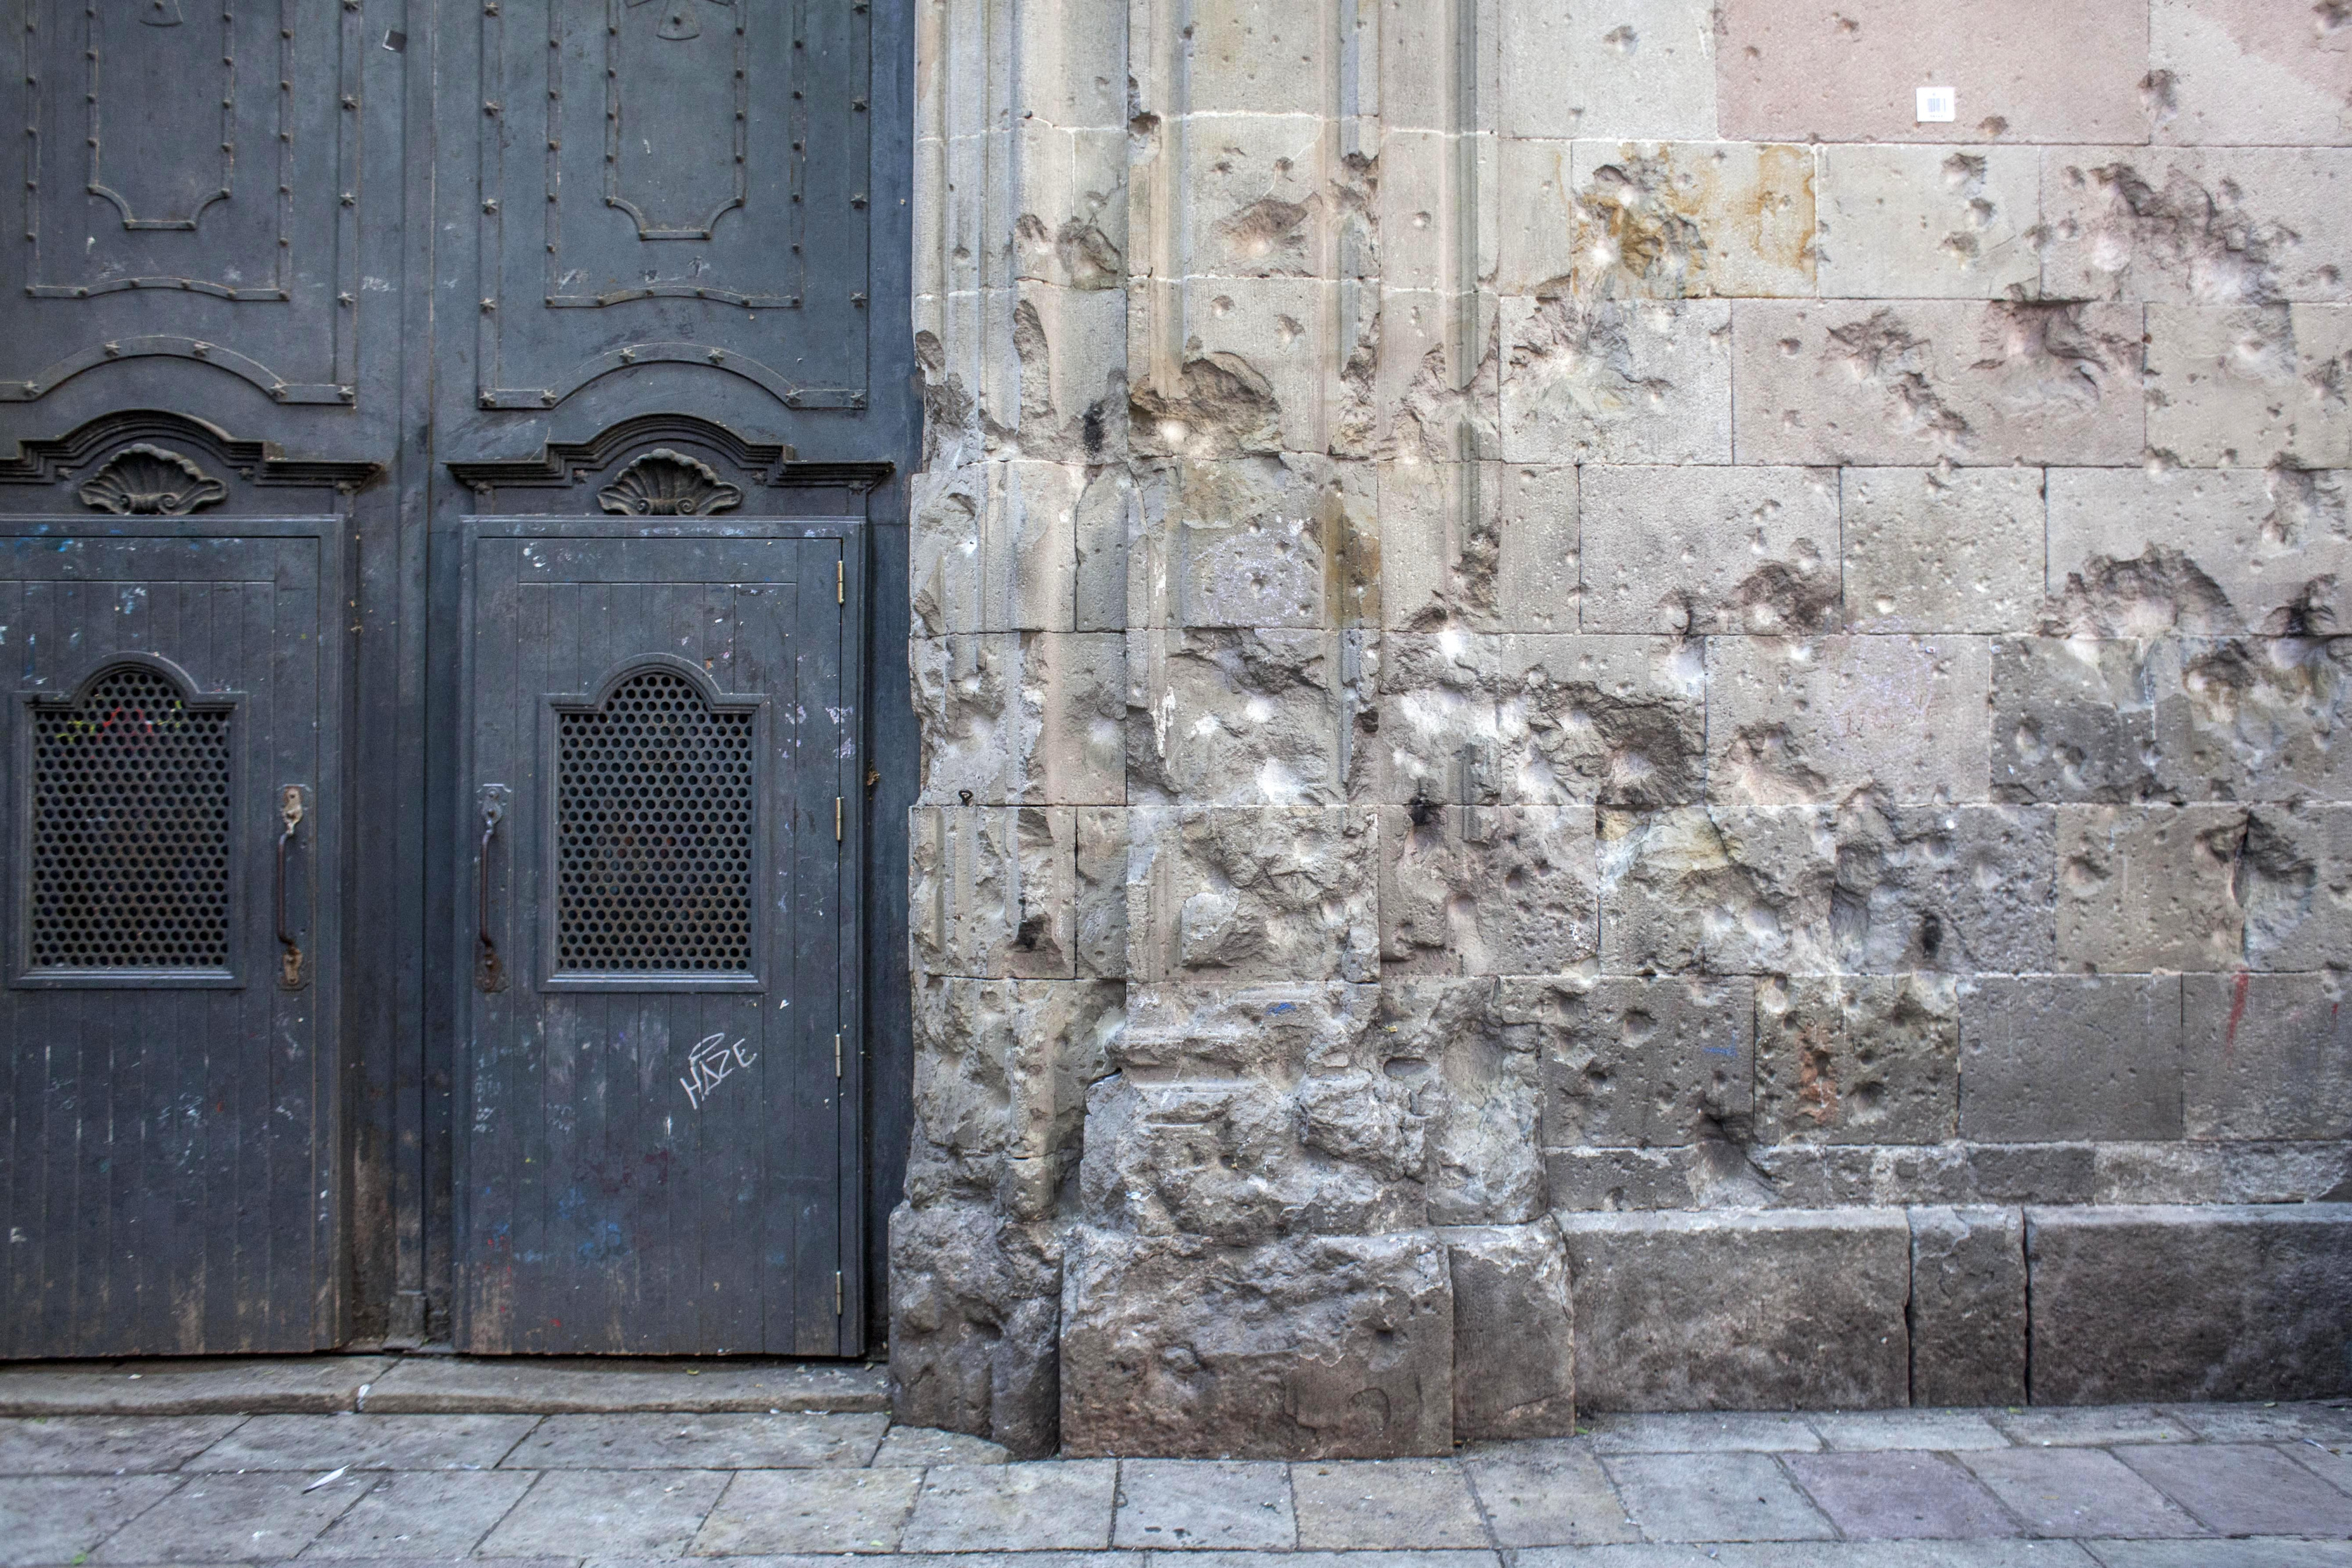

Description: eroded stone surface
[1907,1205,2030,1408]
[1444,1223,1577,1440]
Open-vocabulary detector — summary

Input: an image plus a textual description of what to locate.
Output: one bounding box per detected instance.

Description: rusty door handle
[276,785,306,989]
[477,784,510,993]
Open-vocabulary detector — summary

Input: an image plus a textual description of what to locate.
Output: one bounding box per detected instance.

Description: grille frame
[12,653,246,989]
[537,653,768,993]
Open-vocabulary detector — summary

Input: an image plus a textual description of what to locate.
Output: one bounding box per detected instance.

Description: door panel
[0,519,343,1356]
[457,523,850,1353]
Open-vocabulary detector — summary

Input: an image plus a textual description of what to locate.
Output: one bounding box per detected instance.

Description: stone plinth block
[1378,804,1600,977]
[1125,806,1379,983]
[1444,1223,1576,1440]
[914,632,1125,806]
[888,1202,1063,1459]
[2043,148,2352,305]
[1060,1228,1456,1459]
[1706,636,1993,807]
[1906,1206,2027,1409]
[1755,974,1961,1147]
[1581,466,1842,636]
[1818,145,2041,300]
[1960,975,2186,1143]
[1715,0,2149,143]
[1556,1208,1912,1410]
[1733,302,2144,467]
[2151,0,2352,147]
[2026,1203,2352,1403]
[1372,634,1706,810]
[904,977,1120,1218]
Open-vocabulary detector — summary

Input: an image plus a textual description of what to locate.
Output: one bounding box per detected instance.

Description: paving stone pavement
[3,1400,2350,1565]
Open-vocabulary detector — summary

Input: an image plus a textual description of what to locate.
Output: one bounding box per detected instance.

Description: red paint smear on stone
[2224,969,2250,1064]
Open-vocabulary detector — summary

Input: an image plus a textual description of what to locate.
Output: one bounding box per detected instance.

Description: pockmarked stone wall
[894,0,2352,1457]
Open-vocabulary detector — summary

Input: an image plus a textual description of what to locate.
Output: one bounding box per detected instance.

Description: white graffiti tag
[680,1032,756,1110]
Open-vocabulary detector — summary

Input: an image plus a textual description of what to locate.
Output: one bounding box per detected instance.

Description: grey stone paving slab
[301,1470,536,1557]
[0,1415,242,1475]
[184,1413,539,1473]
[1289,1460,1489,1550]
[1783,1450,2023,1540]
[0,1474,180,1567]
[1463,1443,1642,1546]
[476,1469,730,1559]
[363,1359,887,1415]
[2084,1543,2352,1568]
[1959,1449,2206,1540]
[870,1426,1010,1467]
[1988,1407,2196,1447]
[688,1467,924,1554]
[2287,1437,2352,1494]
[1112,1460,1294,1550]
[2158,1402,2352,1443]
[1602,1452,1837,1543]
[1585,1413,1824,1453]
[1533,1547,2100,1567]
[91,1470,368,1562]
[899,1462,1120,1553]
[500,1412,886,1470]
[1810,1410,2012,1451]
[0,1360,395,1418]
[2116,1440,2352,1536]
[1157,1556,1498,1568]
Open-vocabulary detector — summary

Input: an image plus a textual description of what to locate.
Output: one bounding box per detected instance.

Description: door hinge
[836,559,843,604]
[834,796,843,841]
[834,1271,844,1317]
[834,1033,843,1079]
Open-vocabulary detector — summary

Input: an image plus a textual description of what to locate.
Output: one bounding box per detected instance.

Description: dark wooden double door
[0,0,910,1359]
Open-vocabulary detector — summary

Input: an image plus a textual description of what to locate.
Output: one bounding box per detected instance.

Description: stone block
[1828,803,2061,975]
[1128,455,1349,630]
[910,806,1077,978]
[1581,465,1842,635]
[1598,805,1836,975]
[1443,1223,1576,1440]
[1906,1206,2028,1408]
[2056,804,2247,973]
[1377,129,1500,295]
[2147,305,2352,468]
[914,632,1126,806]
[2092,1138,2352,1205]
[1714,0,2151,144]
[2026,1203,2352,1402]
[1340,282,1501,466]
[1500,297,1733,464]
[1380,462,1582,633]
[888,1202,1063,1459]
[913,461,1083,635]
[1522,973,1755,1149]
[1959,975,2186,1142]
[2185,972,2352,1140]
[2047,468,2352,639]
[2242,804,2352,969]
[1753,974,1960,1146]
[1556,1208,1912,1409]
[1180,0,1331,116]
[1818,145,2041,299]
[2043,147,2352,304]
[1380,978,1546,1225]
[1991,636,2163,803]
[1494,141,1816,300]
[904,978,1119,1218]
[1178,115,1339,281]
[1379,804,1600,977]
[2151,0,2352,147]
[1074,805,1128,977]
[1372,634,1707,809]
[978,283,1131,463]
[1007,125,1131,292]
[1125,805,1380,982]
[1112,980,1379,1080]
[1130,276,1333,458]
[1059,1227,1456,1458]
[1706,636,1994,807]
[1733,301,2145,467]
[1843,467,2044,635]
[1125,627,1374,807]
[1498,0,1720,140]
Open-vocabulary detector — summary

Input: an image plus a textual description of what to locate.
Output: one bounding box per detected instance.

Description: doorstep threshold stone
[0,1356,395,1416]
[359,1355,888,1414]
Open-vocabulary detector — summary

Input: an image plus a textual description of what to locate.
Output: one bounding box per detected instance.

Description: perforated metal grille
[555,669,756,974]
[28,667,233,969]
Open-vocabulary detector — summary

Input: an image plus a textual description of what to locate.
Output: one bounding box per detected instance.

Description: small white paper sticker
[1916,85,1956,123]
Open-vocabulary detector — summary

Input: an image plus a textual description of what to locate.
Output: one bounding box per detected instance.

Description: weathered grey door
[455,514,857,1353]
[0,509,345,1356]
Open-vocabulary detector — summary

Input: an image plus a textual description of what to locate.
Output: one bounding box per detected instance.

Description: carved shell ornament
[76,444,229,516]
[596,449,744,517]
